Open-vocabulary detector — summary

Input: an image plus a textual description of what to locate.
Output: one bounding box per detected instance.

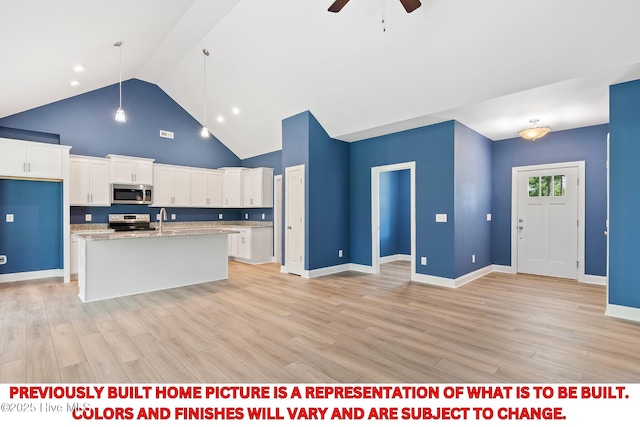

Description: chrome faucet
[158,207,167,232]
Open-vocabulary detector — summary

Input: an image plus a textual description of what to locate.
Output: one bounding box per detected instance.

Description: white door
[285,165,305,276]
[274,175,283,264]
[517,166,578,279]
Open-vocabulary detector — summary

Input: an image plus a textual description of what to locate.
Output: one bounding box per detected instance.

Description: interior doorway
[285,165,305,276]
[273,174,282,264]
[371,162,416,277]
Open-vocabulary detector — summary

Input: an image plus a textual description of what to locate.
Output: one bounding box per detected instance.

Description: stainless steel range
[108,214,155,232]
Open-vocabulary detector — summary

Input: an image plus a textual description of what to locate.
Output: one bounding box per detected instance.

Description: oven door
[111,184,153,204]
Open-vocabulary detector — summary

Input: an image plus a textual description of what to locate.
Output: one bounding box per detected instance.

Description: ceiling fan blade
[399,0,422,13]
[328,0,350,13]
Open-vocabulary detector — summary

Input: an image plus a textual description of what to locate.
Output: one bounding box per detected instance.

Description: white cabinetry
[69,155,110,206]
[221,167,245,207]
[227,227,273,264]
[106,154,154,185]
[153,164,191,207]
[190,168,223,207]
[242,167,274,208]
[0,137,67,179]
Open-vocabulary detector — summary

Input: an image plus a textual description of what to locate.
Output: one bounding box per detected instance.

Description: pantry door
[516,165,579,279]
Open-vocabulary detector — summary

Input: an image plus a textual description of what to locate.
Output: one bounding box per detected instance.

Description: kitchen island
[74,228,237,302]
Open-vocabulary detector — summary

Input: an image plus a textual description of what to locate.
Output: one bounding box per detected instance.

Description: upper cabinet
[191,167,223,208]
[106,154,154,185]
[221,167,245,208]
[242,167,274,208]
[152,164,191,207]
[0,137,70,179]
[69,155,110,206]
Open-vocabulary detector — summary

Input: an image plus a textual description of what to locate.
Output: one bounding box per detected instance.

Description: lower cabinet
[227,227,273,264]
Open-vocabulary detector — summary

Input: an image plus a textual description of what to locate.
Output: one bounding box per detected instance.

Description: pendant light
[114,41,126,123]
[519,118,550,141]
[201,48,210,138]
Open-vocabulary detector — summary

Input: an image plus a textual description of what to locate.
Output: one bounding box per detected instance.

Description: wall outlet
[339,249,343,258]
[218,213,223,220]
[245,213,249,219]
[156,213,160,220]
[421,256,427,265]
[261,213,265,220]
[0,255,6,265]
[472,254,476,263]
[85,214,92,222]
[6,213,14,223]
[487,213,492,221]
[171,214,176,220]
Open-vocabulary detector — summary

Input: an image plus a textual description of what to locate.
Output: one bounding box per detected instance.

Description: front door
[517,166,578,279]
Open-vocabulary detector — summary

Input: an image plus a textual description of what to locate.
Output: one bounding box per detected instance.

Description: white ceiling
[2,0,640,159]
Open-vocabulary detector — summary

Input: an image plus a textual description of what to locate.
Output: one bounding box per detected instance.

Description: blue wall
[454,122,493,277]
[0,179,62,274]
[350,121,456,278]
[609,79,640,308]
[491,124,608,276]
[379,169,411,257]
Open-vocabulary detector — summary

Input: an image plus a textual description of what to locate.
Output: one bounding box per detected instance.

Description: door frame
[273,174,282,264]
[511,161,585,282]
[284,164,305,275]
[371,161,416,276]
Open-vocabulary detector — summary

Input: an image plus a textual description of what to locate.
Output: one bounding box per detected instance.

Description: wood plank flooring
[1,261,639,383]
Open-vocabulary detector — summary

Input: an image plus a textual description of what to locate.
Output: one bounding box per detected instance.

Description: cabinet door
[89,160,111,205]
[207,170,223,207]
[69,157,91,204]
[0,140,27,176]
[236,231,252,259]
[172,167,191,206]
[110,158,135,184]
[242,169,256,207]
[28,145,63,178]
[133,160,153,185]
[153,166,174,206]
[228,233,238,257]
[223,169,243,207]
[190,169,209,207]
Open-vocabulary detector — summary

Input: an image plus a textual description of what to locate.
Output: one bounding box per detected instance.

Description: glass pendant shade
[519,119,550,141]
[115,107,126,123]
[200,126,209,138]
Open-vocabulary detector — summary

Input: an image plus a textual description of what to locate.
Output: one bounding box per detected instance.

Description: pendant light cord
[119,44,123,108]
[203,49,209,128]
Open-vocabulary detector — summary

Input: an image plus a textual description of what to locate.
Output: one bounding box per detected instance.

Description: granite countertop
[71,220,273,233]
[75,227,238,241]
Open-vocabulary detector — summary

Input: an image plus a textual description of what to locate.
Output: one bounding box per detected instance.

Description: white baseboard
[605,304,640,322]
[493,264,515,274]
[380,254,411,264]
[303,263,351,279]
[412,272,456,288]
[0,269,63,283]
[583,274,607,286]
[280,265,288,274]
[455,265,494,287]
[348,263,376,274]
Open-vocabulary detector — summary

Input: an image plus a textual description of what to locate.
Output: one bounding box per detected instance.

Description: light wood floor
[1,261,639,383]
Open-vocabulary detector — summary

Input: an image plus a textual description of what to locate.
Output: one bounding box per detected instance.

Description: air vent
[159,130,174,139]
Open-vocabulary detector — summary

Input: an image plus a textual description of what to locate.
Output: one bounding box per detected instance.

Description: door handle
[518,226,524,230]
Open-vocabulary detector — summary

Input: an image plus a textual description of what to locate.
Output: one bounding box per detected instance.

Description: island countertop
[74,227,238,241]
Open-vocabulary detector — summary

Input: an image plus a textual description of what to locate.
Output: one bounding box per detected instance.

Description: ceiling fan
[328,0,422,13]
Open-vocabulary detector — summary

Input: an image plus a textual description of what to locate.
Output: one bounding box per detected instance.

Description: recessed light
[217,115,225,123]
[73,65,85,72]
[70,80,80,87]
[232,107,240,115]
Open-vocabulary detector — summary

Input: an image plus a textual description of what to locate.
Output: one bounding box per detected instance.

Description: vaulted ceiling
[2,0,640,159]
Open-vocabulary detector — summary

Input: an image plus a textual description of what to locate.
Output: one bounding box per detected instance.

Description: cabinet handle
[90,194,93,203]
[28,162,31,172]
[134,173,137,182]
[23,162,26,172]
[87,194,90,203]
[131,173,134,182]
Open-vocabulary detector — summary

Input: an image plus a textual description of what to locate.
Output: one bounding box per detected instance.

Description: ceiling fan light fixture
[519,119,550,141]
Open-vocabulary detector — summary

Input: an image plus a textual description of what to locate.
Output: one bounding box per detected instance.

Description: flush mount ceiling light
[519,119,550,141]
[114,41,126,123]
[200,48,210,138]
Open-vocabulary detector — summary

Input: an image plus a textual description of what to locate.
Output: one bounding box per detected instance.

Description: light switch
[486,213,492,221]
[261,213,265,220]
[218,213,223,220]
[421,256,427,265]
[85,214,92,222]
[171,214,176,220]
[245,213,249,219]
[435,214,447,223]
[339,249,343,258]
[6,214,14,223]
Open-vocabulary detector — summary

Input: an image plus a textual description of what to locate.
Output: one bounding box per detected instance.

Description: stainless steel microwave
[111,184,153,205]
